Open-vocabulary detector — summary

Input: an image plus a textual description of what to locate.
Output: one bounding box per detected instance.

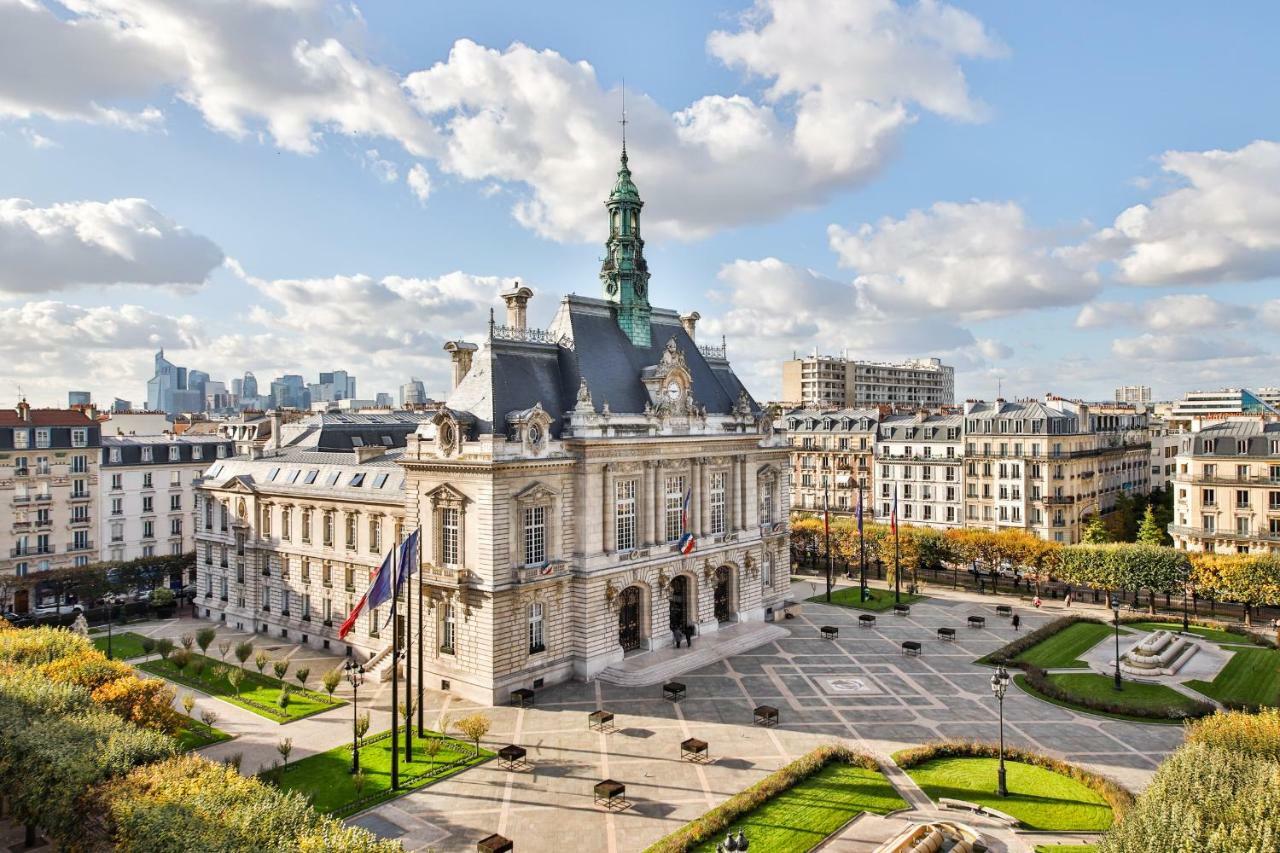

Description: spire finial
[619,79,628,161]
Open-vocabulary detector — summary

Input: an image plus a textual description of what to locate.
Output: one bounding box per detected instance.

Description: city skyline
[3,2,1280,407]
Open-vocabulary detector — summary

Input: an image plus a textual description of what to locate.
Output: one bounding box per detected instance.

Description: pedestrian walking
[672,626,683,648]
[682,624,695,649]
[1033,595,1042,609]
[1012,613,1021,631]
[1064,592,1072,609]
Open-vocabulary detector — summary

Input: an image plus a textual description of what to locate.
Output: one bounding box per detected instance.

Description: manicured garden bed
[1126,621,1241,646]
[903,756,1114,831]
[645,745,901,853]
[1013,622,1123,669]
[174,718,232,751]
[140,653,344,723]
[1185,646,1280,708]
[92,631,152,661]
[688,762,904,853]
[808,585,925,612]
[276,728,491,817]
[1034,846,1096,853]
[1044,673,1205,716]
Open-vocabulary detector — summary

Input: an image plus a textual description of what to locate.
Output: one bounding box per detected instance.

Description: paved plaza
[112,584,1189,852]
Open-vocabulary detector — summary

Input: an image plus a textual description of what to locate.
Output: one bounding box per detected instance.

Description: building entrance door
[668,575,689,631]
[618,586,643,651]
[13,589,28,614]
[714,566,732,623]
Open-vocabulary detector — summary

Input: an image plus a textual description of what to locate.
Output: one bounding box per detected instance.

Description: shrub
[154,638,175,661]
[149,588,175,607]
[96,754,402,852]
[195,627,217,655]
[1185,708,1280,761]
[1020,665,1214,721]
[182,693,195,717]
[227,668,244,696]
[645,745,879,853]
[1097,742,1280,853]
[277,684,292,709]
[191,657,206,679]
[295,666,310,687]
[254,651,269,675]
[234,641,253,669]
[169,649,192,674]
[322,668,341,698]
[0,625,94,666]
[894,740,1133,819]
[91,675,182,735]
[38,650,132,692]
[200,709,218,728]
[453,712,491,756]
[272,659,289,681]
[179,634,195,651]
[216,639,231,661]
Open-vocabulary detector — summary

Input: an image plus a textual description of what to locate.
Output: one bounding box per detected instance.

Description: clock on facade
[666,380,682,401]
[527,423,543,451]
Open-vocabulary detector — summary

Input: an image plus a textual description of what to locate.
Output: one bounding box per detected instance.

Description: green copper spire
[600,140,651,347]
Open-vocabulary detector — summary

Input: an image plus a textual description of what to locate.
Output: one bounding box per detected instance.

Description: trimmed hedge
[977,615,1086,666]
[1019,664,1214,721]
[643,744,879,853]
[893,741,1133,820]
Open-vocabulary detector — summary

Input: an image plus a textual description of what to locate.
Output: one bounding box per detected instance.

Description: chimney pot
[679,311,701,340]
[443,341,479,391]
[501,284,533,331]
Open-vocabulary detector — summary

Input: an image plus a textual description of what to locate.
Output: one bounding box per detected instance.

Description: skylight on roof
[268,467,280,481]
[325,471,340,486]
[351,436,364,447]
[349,473,365,487]
[286,470,301,484]
[373,473,389,489]
[303,470,318,484]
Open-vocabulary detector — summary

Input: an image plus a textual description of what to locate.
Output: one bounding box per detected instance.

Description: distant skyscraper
[400,378,426,407]
[144,350,209,415]
[1115,385,1152,404]
[68,391,91,407]
[112,398,131,413]
[231,378,243,398]
[242,372,259,400]
[310,369,357,403]
[375,392,394,408]
[270,374,308,408]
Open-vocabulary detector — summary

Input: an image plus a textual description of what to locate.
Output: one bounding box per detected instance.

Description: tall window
[442,603,456,652]
[441,507,460,565]
[323,512,334,546]
[281,509,291,541]
[345,513,357,550]
[369,517,381,553]
[301,509,311,543]
[664,475,686,543]
[709,471,726,535]
[762,552,774,588]
[615,479,637,551]
[528,602,545,652]
[523,505,546,565]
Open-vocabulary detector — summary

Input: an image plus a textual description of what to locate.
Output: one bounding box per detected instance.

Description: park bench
[662,681,685,702]
[820,625,839,640]
[497,745,527,770]
[995,605,1012,617]
[754,705,779,727]
[901,641,922,656]
[937,628,956,642]
[858,614,876,628]
[509,688,534,708]
[968,615,986,629]
[478,834,514,853]
[893,604,911,616]
[680,737,709,762]
[593,779,627,809]
[588,709,616,732]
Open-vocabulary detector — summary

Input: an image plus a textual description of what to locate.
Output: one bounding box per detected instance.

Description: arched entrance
[713,566,734,623]
[618,585,644,652]
[668,575,690,632]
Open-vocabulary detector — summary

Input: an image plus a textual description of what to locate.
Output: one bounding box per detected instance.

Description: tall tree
[1137,505,1166,546]
[1082,515,1113,544]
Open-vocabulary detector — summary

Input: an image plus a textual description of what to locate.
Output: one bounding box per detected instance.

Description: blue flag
[365,546,396,612]
[396,527,421,588]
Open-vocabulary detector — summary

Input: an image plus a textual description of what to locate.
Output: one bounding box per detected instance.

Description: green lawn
[1127,621,1241,646]
[905,757,1114,832]
[174,718,232,751]
[277,728,491,817]
[1185,646,1280,707]
[689,763,907,853]
[139,653,344,723]
[1014,622,1123,669]
[1040,672,1206,718]
[1013,675,1185,725]
[808,585,926,612]
[92,631,152,660]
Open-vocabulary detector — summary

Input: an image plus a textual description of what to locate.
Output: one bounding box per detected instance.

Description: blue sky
[2,0,1278,407]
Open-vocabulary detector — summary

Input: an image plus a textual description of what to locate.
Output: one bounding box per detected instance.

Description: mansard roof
[443,295,757,438]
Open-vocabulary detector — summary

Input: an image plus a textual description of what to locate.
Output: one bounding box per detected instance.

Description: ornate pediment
[513,481,557,503]
[506,402,554,458]
[641,336,699,417]
[218,475,257,494]
[425,483,468,507]
[431,407,474,458]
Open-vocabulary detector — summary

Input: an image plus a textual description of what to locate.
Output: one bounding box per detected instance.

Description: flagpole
[416,530,425,738]
[893,485,901,604]
[404,532,413,764]
[823,480,832,603]
[858,479,867,602]
[390,544,399,790]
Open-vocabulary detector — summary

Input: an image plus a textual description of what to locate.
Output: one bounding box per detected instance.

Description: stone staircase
[596,622,789,687]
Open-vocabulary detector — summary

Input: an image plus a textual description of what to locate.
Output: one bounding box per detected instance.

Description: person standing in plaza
[683,624,694,648]
[1012,613,1021,631]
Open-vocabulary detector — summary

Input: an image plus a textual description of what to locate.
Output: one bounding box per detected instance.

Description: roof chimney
[679,311,701,340]
[16,399,30,422]
[443,341,479,391]
[501,284,533,331]
[269,409,282,453]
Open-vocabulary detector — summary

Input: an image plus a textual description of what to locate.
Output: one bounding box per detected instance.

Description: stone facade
[1170,418,1280,554]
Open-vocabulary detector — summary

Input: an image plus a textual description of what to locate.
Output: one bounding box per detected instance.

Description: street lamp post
[990,665,1010,798]
[1111,594,1123,691]
[345,658,365,774]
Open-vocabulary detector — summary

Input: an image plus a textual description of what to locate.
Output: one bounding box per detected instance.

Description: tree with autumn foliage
[91,675,182,735]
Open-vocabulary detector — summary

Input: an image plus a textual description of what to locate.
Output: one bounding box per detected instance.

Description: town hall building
[195,144,791,704]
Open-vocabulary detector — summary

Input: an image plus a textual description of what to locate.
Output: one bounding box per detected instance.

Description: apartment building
[1169,419,1280,554]
[962,397,1151,543]
[1115,385,1152,404]
[100,435,235,564]
[785,408,879,515]
[781,355,954,408]
[0,401,101,611]
[876,413,965,529]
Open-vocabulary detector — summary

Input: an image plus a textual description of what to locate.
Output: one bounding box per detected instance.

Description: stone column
[690,458,703,537]
[641,460,654,547]
[602,463,613,553]
[728,455,739,532]
[654,461,665,545]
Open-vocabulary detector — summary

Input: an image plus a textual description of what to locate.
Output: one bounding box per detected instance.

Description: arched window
[528,602,545,653]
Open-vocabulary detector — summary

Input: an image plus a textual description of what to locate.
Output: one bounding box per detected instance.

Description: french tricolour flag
[677,489,697,554]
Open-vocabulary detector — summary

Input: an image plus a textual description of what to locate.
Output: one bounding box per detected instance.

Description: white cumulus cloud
[406,163,432,204]
[0,197,224,294]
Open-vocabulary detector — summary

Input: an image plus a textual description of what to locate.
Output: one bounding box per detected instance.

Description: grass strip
[807,586,925,612]
[140,653,344,723]
[91,631,152,661]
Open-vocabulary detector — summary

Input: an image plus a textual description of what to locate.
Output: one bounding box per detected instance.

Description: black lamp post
[990,665,1010,798]
[345,658,365,774]
[1111,594,1123,691]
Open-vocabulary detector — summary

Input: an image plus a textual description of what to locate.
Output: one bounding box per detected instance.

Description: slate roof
[276,412,433,452]
[445,295,758,438]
